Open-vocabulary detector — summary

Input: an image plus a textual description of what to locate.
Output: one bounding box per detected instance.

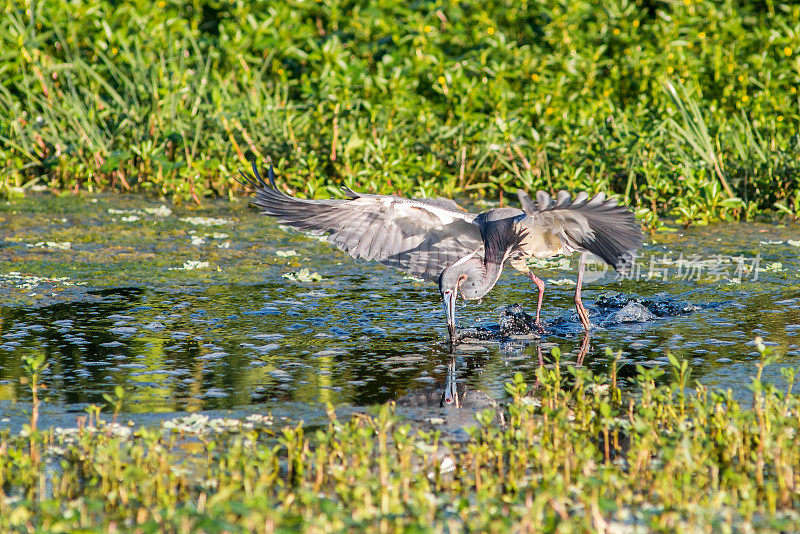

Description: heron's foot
[533,320,546,334]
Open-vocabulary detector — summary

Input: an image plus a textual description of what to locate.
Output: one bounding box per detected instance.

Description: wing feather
[242,165,483,280]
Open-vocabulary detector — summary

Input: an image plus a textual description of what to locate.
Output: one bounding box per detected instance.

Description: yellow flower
[698,32,706,39]
[784,46,793,57]
[158,0,165,7]
[487,27,495,35]
[531,73,540,82]
[632,20,640,28]
[741,94,750,102]
[777,115,784,122]
[667,66,674,74]
[111,47,118,55]
[791,86,797,94]
[738,74,745,83]
[613,28,620,35]
[423,25,433,33]
[437,75,446,85]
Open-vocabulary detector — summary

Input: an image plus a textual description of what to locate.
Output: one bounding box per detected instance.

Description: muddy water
[1,194,798,429]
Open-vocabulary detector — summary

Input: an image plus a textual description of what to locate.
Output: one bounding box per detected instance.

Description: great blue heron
[240,163,642,342]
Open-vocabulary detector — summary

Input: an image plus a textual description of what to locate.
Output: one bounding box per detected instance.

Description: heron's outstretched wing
[242,164,483,281]
[516,189,642,270]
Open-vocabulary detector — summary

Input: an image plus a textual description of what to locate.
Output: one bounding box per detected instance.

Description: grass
[1,343,799,531]
[1,0,800,226]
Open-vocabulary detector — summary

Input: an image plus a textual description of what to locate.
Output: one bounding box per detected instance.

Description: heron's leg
[574,253,592,330]
[526,272,546,332]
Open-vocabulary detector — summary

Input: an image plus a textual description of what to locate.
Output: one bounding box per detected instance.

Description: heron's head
[438,254,486,342]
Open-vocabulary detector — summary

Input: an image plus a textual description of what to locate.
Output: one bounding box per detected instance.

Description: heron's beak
[442,290,457,343]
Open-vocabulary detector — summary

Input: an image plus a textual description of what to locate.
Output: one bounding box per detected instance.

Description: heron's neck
[481,259,505,293]
[462,258,504,300]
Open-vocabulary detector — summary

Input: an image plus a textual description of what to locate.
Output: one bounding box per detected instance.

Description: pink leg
[526,272,546,332]
[575,253,591,330]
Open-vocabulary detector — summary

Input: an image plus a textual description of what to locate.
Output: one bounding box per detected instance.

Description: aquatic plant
[1,0,799,225]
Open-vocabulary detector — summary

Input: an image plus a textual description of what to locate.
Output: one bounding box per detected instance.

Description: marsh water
[1,194,799,431]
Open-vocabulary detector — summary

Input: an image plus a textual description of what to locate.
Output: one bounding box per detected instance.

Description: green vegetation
[2,0,800,226]
[4,3,799,530]
[2,344,799,531]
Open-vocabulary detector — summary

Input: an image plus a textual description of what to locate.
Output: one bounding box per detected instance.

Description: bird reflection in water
[397,333,592,422]
[528,332,592,395]
[441,358,461,408]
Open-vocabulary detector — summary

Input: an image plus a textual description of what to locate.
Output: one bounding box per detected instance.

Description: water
[1,194,799,430]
